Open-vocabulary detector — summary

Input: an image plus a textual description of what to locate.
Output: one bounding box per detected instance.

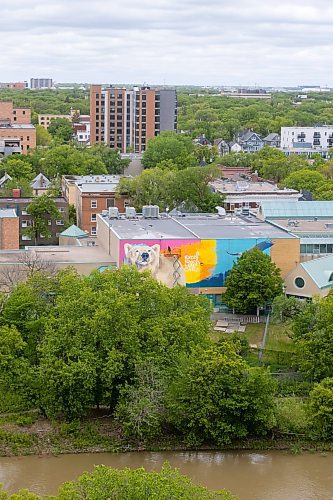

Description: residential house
[233,129,264,153]
[263,133,281,148]
[214,138,230,156]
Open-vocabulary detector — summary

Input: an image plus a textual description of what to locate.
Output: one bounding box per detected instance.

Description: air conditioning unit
[142,205,159,218]
[125,207,136,218]
[108,207,119,218]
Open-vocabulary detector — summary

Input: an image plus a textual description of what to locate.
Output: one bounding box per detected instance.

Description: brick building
[62,174,129,236]
[0,102,36,154]
[90,85,177,153]
[0,194,68,246]
[0,209,19,249]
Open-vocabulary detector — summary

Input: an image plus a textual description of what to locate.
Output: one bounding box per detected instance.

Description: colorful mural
[120,238,275,289]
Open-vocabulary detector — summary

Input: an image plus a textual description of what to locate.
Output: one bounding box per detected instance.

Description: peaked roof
[60,225,87,238]
[263,133,280,141]
[301,255,333,289]
[0,172,12,187]
[31,173,50,190]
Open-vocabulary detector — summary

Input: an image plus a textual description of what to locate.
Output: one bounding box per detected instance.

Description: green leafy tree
[56,464,233,499]
[166,344,276,446]
[36,124,52,146]
[36,267,211,419]
[0,158,33,179]
[271,294,306,324]
[283,169,326,193]
[48,118,73,143]
[224,247,283,315]
[118,165,223,212]
[315,180,333,200]
[292,293,333,381]
[142,132,196,169]
[88,145,130,174]
[3,178,33,197]
[26,195,62,244]
[309,378,333,440]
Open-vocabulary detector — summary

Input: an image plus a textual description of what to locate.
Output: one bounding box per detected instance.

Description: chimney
[12,188,21,198]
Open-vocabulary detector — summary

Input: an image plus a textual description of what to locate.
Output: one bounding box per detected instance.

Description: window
[21,220,32,228]
[13,117,17,122]
[91,200,97,208]
[91,226,97,236]
[107,198,115,208]
[56,220,64,226]
[22,110,26,115]
[22,235,31,241]
[48,220,52,226]
[295,277,305,289]
[91,213,97,222]
[21,209,29,215]
[58,207,65,213]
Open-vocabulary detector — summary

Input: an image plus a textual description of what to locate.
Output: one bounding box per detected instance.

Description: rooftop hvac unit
[142,205,159,218]
[108,207,119,218]
[101,210,108,216]
[125,207,136,218]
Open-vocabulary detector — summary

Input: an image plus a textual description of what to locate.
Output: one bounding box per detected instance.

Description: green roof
[60,225,87,238]
[260,201,333,219]
[301,255,333,289]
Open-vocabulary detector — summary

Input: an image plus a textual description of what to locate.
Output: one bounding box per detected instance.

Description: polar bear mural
[123,243,186,288]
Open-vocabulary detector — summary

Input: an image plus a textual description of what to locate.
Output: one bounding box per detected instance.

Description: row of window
[22,220,64,227]
[300,243,333,254]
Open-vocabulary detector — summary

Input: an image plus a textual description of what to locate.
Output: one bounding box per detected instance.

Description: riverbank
[0,414,333,457]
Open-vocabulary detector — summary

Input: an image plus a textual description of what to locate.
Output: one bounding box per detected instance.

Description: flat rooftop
[0,245,115,265]
[0,208,17,218]
[271,218,333,236]
[212,180,299,195]
[100,214,295,241]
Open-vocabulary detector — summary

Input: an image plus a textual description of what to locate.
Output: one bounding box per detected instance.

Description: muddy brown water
[0,451,333,499]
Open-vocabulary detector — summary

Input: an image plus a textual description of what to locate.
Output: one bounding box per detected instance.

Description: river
[0,451,333,499]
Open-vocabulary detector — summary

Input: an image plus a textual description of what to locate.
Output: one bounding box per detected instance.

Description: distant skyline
[1,0,333,87]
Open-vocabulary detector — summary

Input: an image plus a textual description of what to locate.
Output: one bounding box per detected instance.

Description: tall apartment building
[90,85,177,153]
[0,102,36,154]
[30,78,53,89]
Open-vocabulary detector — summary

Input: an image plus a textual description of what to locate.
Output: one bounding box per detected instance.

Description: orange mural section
[161,240,217,284]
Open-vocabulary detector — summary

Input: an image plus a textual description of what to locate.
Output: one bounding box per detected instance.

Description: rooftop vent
[108,207,119,218]
[125,207,136,218]
[142,205,159,219]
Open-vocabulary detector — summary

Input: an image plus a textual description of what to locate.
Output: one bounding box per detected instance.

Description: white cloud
[1,0,333,86]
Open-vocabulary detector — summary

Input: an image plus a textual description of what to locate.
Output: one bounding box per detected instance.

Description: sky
[1,0,333,87]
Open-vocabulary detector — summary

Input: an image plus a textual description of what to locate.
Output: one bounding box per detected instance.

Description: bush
[274,398,310,435]
[309,378,333,440]
[56,464,233,499]
[166,345,276,446]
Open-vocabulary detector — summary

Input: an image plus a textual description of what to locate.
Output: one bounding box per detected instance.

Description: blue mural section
[186,238,273,288]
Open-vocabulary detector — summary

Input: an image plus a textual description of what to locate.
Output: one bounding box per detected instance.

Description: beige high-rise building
[90,85,177,153]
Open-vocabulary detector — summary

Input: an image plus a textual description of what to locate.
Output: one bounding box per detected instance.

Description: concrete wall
[159,90,177,132]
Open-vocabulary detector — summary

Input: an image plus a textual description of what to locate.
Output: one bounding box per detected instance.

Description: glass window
[313,244,320,254]
[91,200,97,208]
[295,277,305,289]
[327,244,333,253]
[91,214,97,222]
[306,244,313,253]
[320,244,327,254]
[300,244,306,254]
[91,226,97,236]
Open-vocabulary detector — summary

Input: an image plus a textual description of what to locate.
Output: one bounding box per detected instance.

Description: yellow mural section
[161,240,217,284]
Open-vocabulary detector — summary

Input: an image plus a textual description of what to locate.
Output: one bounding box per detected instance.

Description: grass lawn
[265,322,295,352]
[244,323,265,347]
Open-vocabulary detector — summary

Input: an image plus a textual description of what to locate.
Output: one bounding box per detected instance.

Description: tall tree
[224,247,283,315]
[48,118,73,143]
[26,195,62,245]
[142,132,197,169]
